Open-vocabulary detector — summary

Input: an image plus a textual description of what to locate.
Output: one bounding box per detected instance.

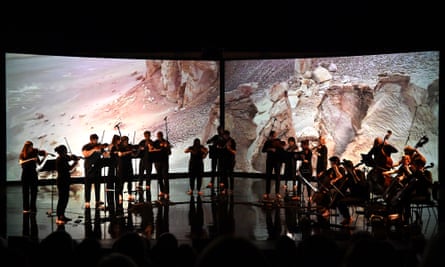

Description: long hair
[20,140,34,159]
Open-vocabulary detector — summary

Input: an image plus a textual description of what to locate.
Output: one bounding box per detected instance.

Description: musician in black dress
[185,138,209,195]
[54,144,79,224]
[262,130,283,200]
[206,125,225,189]
[82,133,105,208]
[19,140,48,213]
[153,131,172,199]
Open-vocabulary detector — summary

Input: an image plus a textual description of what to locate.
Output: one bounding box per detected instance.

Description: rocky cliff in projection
[220,51,439,182]
[6,56,220,181]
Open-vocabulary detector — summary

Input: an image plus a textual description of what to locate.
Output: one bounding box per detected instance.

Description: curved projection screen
[223,51,439,182]
[6,53,220,182]
[5,51,439,184]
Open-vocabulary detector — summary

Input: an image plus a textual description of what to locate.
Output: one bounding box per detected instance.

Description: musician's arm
[330,165,344,184]
[19,157,38,165]
[82,147,100,158]
[201,146,209,158]
[227,140,236,155]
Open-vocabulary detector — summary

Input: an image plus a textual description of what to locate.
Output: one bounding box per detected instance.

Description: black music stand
[38,159,58,217]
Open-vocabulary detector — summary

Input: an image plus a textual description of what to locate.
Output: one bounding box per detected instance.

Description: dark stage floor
[5,177,440,250]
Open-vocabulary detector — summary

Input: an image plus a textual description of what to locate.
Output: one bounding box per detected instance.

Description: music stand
[38,159,58,217]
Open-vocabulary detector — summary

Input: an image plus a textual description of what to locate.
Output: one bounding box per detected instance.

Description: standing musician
[206,125,225,189]
[103,134,121,212]
[262,130,284,200]
[283,136,299,199]
[82,133,107,208]
[116,135,139,202]
[219,130,236,194]
[137,130,155,199]
[185,138,209,196]
[54,144,79,224]
[298,139,313,205]
[152,131,172,199]
[314,135,328,180]
[19,140,49,213]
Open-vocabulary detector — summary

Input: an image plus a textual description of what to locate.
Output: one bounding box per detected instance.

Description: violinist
[152,131,172,199]
[261,130,283,200]
[82,133,106,208]
[54,144,79,224]
[19,140,49,213]
[137,130,155,198]
[116,135,138,202]
[219,130,236,194]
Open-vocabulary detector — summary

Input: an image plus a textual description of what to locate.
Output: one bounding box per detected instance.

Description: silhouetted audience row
[1,229,443,267]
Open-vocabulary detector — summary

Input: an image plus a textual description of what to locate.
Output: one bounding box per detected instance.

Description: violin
[94,143,109,150]
[68,154,83,161]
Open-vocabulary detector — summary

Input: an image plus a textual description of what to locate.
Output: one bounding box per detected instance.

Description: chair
[410,197,438,236]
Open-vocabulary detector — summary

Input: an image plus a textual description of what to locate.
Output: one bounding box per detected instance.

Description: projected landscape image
[222,51,439,182]
[6,54,220,181]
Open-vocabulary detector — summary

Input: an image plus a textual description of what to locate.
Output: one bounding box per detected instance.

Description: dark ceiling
[3,2,441,59]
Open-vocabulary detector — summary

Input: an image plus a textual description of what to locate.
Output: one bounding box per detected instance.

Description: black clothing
[283,144,299,193]
[298,148,313,197]
[219,137,236,191]
[55,154,77,220]
[82,143,103,204]
[153,138,172,195]
[20,148,46,212]
[186,144,207,192]
[262,138,283,195]
[316,144,328,176]
[116,143,135,200]
[138,138,155,188]
[206,133,225,185]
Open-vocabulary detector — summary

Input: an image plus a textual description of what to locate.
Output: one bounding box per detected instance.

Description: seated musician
[363,135,398,195]
[313,156,352,225]
[382,155,412,204]
[390,156,433,224]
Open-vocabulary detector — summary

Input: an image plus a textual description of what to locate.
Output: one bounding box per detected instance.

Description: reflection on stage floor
[5,177,439,249]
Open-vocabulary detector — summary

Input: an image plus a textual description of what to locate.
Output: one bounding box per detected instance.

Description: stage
[5,177,439,251]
